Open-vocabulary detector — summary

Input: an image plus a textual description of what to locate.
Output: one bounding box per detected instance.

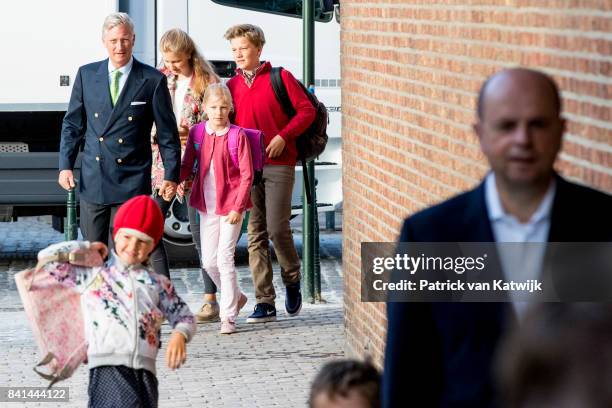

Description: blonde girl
[180,83,254,334]
[150,29,221,319]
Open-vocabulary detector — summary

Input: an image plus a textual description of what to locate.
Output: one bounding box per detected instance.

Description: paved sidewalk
[0,218,344,407]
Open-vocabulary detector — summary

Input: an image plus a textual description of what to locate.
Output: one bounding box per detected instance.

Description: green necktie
[110,70,122,106]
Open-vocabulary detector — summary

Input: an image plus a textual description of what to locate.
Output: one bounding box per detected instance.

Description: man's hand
[266,135,286,158]
[160,180,177,201]
[178,124,190,143]
[226,210,242,225]
[58,170,76,190]
[166,331,187,370]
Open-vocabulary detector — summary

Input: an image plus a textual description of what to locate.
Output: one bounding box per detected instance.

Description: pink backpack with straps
[192,122,264,184]
[14,249,103,387]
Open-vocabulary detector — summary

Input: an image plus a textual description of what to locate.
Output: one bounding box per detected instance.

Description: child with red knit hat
[36,195,196,408]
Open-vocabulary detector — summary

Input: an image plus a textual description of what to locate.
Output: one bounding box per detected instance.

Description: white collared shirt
[205,122,230,137]
[485,172,555,243]
[484,172,556,318]
[108,57,134,100]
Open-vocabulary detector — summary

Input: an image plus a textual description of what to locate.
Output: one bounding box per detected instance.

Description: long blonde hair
[159,29,219,100]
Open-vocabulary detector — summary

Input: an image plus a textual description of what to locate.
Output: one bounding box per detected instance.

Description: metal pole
[313,183,322,301]
[302,0,316,303]
[65,188,78,241]
[309,107,323,302]
[326,211,335,231]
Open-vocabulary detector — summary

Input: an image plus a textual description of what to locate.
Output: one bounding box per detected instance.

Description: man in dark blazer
[382,68,612,407]
[58,12,180,248]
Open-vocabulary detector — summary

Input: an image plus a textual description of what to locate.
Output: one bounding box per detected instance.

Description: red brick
[342,0,612,367]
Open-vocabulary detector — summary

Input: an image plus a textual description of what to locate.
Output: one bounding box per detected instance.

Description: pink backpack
[192,122,264,184]
[14,250,101,387]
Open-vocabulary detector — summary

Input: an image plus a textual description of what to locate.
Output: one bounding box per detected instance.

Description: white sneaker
[219,320,236,335]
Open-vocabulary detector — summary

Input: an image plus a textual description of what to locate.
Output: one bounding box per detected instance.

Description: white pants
[199,211,243,322]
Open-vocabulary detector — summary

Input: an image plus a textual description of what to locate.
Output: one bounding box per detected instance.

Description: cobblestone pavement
[0,217,344,407]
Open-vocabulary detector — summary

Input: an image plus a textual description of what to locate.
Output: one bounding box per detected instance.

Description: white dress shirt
[108,57,134,101]
[484,172,556,318]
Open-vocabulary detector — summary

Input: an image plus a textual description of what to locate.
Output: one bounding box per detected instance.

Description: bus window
[211,0,334,22]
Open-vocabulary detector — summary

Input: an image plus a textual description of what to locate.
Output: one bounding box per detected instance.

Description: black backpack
[270,67,329,203]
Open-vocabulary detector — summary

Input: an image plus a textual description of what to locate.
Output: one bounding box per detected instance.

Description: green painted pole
[313,180,322,301]
[65,188,78,241]
[306,95,323,302]
[302,0,316,303]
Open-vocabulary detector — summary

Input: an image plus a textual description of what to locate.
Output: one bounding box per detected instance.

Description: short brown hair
[224,24,266,48]
[309,359,380,408]
[498,304,612,408]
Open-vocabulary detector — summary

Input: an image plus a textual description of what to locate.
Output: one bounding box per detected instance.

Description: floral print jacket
[37,240,196,376]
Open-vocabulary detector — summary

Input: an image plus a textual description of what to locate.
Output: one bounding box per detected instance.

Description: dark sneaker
[246,303,277,323]
[285,282,302,316]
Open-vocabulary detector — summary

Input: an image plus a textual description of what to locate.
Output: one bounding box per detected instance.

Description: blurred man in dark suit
[382,68,612,408]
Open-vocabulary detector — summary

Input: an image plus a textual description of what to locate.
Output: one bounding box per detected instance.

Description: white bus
[0,0,341,259]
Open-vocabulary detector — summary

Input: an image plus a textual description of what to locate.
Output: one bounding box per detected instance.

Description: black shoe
[246,303,277,323]
[285,282,302,316]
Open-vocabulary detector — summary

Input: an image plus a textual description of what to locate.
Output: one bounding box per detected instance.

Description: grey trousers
[79,199,119,249]
[149,195,172,278]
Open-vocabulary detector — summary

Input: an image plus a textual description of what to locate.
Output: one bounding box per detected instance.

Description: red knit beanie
[112,195,164,245]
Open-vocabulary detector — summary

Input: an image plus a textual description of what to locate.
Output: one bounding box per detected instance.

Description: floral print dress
[151,67,207,201]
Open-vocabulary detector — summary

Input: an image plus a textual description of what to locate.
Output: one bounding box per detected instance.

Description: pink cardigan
[180,124,253,215]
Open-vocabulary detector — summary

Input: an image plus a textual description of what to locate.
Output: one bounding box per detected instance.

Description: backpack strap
[187,122,206,174]
[270,67,296,118]
[33,352,73,388]
[193,122,206,151]
[227,125,241,169]
[300,159,313,205]
[270,67,313,204]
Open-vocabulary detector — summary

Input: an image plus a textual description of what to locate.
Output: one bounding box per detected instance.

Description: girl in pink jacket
[180,83,253,334]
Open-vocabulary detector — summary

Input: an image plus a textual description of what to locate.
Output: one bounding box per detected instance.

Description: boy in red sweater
[225,24,316,322]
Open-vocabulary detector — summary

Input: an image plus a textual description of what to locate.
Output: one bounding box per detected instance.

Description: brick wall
[341,1,611,366]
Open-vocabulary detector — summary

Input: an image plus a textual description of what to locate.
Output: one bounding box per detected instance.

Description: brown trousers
[248,165,301,305]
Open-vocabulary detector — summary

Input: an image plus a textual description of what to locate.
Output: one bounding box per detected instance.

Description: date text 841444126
[0,387,69,402]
